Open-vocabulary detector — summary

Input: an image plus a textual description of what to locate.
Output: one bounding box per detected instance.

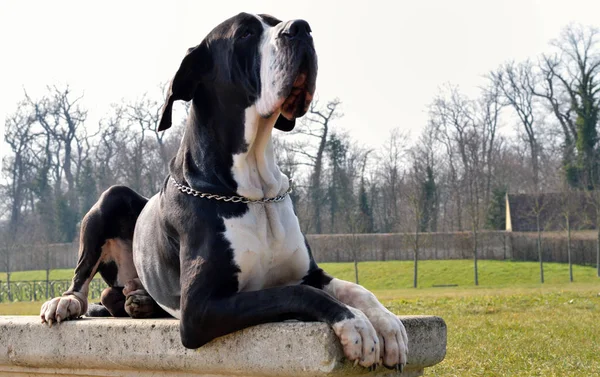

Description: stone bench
[0,315,446,377]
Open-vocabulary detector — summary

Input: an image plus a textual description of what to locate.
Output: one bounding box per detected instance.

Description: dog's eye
[240,30,254,40]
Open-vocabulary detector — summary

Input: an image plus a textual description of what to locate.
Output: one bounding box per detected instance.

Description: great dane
[40,12,408,371]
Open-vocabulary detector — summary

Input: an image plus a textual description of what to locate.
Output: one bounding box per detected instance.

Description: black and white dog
[40,13,408,370]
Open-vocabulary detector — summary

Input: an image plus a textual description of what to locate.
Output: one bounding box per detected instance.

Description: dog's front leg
[177,247,380,368]
[323,278,408,370]
[40,223,103,326]
[180,284,382,367]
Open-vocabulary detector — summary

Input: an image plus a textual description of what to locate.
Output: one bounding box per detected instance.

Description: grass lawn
[1,260,599,376]
[2,260,597,286]
[0,301,41,315]
[0,269,75,281]
[382,284,600,377]
[319,260,599,289]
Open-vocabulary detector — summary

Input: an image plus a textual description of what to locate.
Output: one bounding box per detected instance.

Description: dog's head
[158,12,318,132]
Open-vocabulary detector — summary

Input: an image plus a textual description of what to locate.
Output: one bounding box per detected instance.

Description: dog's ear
[274,115,296,132]
[158,45,209,132]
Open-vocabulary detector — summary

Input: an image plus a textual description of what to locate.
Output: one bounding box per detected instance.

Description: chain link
[169,176,293,204]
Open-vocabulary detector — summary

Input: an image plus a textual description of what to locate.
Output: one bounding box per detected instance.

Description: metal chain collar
[169,176,293,204]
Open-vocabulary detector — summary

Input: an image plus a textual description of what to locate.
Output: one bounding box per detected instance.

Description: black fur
[70,185,147,294]
[63,12,352,348]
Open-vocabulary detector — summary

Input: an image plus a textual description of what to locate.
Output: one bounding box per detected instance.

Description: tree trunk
[414,223,419,288]
[63,132,78,211]
[456,189,463,231]
[311,128,328,234]
[473,228,479,286]
[597,219,600,278]
[6,271,11,302]
[8,153,26,238]
[537,214,544,283]
[156,138,169,174]
[46,269,50,299]
[567,214,573,282]
[530,141,539,191]
[45,248,51,299]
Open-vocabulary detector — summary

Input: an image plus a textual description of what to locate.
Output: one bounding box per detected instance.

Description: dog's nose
[282,20,312,40]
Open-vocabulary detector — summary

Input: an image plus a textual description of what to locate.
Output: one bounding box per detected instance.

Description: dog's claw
[56,315,61,324]
[47,319,53,328]
[353,359,359,367]
[400,363,404,373]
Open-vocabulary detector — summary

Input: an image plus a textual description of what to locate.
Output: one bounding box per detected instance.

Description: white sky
[2,0,600,164]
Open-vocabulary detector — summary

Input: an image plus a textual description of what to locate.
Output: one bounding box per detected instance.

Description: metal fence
[0,279,106,303]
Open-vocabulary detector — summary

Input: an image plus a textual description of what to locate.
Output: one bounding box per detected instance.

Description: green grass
[1,260,597,286]
[0,269,74,281]
[0,301,42,315]
[380,284,600,377]
[320,260,599,289]
[1,260,599,376]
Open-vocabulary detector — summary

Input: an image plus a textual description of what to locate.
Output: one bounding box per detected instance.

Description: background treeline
[2,23,600,249]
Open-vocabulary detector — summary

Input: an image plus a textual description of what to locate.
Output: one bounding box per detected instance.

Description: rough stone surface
[0,315,446,377]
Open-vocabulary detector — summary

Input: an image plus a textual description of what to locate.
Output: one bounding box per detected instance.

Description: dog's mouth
[280,57,315,120]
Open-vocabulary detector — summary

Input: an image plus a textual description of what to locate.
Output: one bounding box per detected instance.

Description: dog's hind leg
[40,185,147,326]
[85,286,128,318]
[86,287,130,318]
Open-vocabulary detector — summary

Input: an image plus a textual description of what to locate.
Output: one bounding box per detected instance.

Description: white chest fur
[223,198,310,291]
[224,105,311,291]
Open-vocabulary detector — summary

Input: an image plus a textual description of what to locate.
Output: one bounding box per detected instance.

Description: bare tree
[377,128,410,233]
[491,60,540,189]
[527,193,554,283]
[126,91,169,173]
[43,86,88,214]
[478,81,504,207]
[22,86,89,241]
[432,111,464,232]
[431,84,500,285]
[582,188,600,278]
[406,123,440,287]
[284,98,342,233]
[95,105,124,190]
[405,155,424,288]
[3,103,37,237]
[559,186,576,282]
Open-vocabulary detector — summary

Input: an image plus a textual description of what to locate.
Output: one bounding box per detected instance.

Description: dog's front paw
[40,292,87,327]
[363,305,408,371]
[332,306,381,368]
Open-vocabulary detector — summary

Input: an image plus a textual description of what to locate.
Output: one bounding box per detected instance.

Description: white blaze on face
[230,16,290,200]
[255,16,287,117]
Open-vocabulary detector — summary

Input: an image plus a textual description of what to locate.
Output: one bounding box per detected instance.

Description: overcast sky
[2,0,600,163]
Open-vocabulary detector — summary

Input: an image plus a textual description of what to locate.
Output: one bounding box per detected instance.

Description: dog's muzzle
[277,20,317,120]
